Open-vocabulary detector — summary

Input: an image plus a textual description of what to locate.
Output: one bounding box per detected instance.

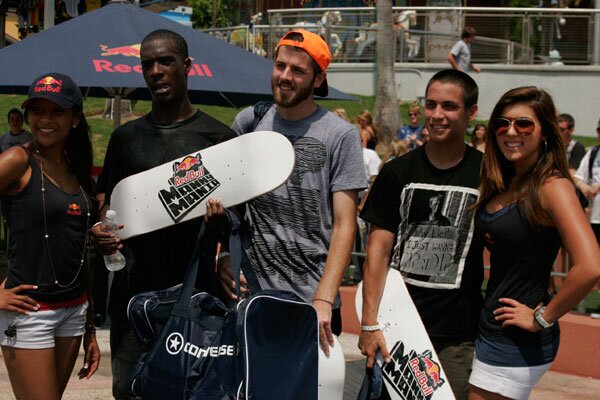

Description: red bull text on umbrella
[94,44,213,78]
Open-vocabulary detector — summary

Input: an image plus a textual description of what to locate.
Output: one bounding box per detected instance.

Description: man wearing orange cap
[221,30,367,354]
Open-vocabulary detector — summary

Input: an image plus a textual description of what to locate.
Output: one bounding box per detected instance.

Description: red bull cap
[22,72,83,110]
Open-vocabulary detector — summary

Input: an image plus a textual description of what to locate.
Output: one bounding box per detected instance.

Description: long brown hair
[476,86,572,227]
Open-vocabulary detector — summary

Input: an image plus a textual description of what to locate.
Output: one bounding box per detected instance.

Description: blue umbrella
[0,2,355,107]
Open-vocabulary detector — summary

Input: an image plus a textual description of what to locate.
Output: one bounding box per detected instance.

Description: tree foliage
[189,0,237,29]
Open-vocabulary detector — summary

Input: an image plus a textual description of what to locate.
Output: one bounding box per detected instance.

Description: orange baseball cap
[277,29,331,97]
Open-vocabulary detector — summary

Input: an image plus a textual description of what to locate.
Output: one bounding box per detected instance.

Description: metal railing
[201,6,600,65]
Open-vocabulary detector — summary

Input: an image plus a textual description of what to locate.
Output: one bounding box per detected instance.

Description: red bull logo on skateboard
[33,76,63,94]
[158,153,220,223]
[94,44,213,77]
[409,352,445,397]
[173,154,205,187]
[382,341,446,399]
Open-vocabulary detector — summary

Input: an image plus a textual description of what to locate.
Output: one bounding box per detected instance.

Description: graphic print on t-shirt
[390,183,479,289]
[249,136,326,286]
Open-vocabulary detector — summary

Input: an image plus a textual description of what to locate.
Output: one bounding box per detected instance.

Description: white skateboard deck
[318,336,345,400]
[356,268,455,400]
[110,131,294,240]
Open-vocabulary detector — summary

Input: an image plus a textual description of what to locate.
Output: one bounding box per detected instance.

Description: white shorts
[469,356,552,400]
[0,302,88,349]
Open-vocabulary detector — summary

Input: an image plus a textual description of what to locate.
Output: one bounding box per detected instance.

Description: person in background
[557,113,585,173]
[468,86,600,400]
[448,26,481,74]
[380,138,408,165]
[396,103,424,150]
[333,108,351,123]
[552,113,587,292]
[357,110,378,150]
[0,109,32,153]
[470,123,486,152]
[421,126,430,144]
[574,117,600,244]
[0,72,100,399]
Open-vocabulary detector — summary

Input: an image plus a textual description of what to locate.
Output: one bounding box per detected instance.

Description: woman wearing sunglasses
[468,86,600,400]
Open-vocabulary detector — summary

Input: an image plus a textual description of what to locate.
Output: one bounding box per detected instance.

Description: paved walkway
[1,330,599,399]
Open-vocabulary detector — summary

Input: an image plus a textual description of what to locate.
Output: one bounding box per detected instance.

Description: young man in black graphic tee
[222,29,367,355]
[358,69,484,400]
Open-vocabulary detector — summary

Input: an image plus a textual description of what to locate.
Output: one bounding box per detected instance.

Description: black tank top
[475,202,561,346]
[2,149,89,303]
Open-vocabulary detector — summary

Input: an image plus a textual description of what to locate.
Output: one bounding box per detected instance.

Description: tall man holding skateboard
[92,29,236,399]
[221,29,367,354]
[358,69,484,400]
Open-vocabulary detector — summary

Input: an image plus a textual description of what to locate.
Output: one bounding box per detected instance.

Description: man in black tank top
[91,30,236,400]
[358,70,484,400]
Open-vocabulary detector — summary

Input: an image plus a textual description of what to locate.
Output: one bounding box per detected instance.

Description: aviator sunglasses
[493,117,537,136]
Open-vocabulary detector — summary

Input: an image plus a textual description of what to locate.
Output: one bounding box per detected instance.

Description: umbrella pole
[113,94,122,129]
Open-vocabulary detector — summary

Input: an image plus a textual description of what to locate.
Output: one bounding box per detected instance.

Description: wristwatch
[534,306,555,329]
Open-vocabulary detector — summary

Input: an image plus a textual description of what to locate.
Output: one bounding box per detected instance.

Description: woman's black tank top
[475,202,561,346]
[1,148,89,303]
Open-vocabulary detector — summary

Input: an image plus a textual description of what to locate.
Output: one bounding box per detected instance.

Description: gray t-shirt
[232,105,367,305]
[450,39,471,72]
[0,130,32,153]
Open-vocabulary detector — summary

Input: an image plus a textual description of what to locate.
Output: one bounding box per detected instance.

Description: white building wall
[327,63,600,137]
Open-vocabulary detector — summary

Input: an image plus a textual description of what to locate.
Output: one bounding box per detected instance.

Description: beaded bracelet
[360,324,381,332]
[216,252,231,261]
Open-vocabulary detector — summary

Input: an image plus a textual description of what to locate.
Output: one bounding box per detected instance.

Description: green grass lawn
[1,93,597,166]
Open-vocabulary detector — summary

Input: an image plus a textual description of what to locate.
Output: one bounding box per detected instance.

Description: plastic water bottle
[103,210,126,271]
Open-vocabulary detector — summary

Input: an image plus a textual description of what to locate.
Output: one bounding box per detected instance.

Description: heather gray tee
[450,39,472,72]
[0,130,32,153]
[232,105,367,305]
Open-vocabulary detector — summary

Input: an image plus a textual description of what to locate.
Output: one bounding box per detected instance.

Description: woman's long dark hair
[65,109,95,198]
[476,86,572,227]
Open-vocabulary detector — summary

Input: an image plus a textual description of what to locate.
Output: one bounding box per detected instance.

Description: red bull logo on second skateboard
[33,76,63,94]
[382,341,446,400]
[409,352,445,397]
[93,44,213,78]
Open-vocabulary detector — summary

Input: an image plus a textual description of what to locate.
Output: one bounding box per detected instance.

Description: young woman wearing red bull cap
[469,87,600,400]
[0,72,100,399]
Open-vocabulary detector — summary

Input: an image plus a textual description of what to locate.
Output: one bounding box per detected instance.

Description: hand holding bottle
[101,210,126,271]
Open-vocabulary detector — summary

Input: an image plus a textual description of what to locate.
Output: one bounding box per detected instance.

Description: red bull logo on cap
[34,76,63,94]
[93,44,213,78]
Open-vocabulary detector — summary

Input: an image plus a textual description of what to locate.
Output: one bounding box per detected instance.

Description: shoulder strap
[250,101,274,132]
[589,145,600,180]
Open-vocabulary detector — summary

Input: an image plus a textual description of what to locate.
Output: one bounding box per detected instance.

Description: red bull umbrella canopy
[0,3,354,107]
